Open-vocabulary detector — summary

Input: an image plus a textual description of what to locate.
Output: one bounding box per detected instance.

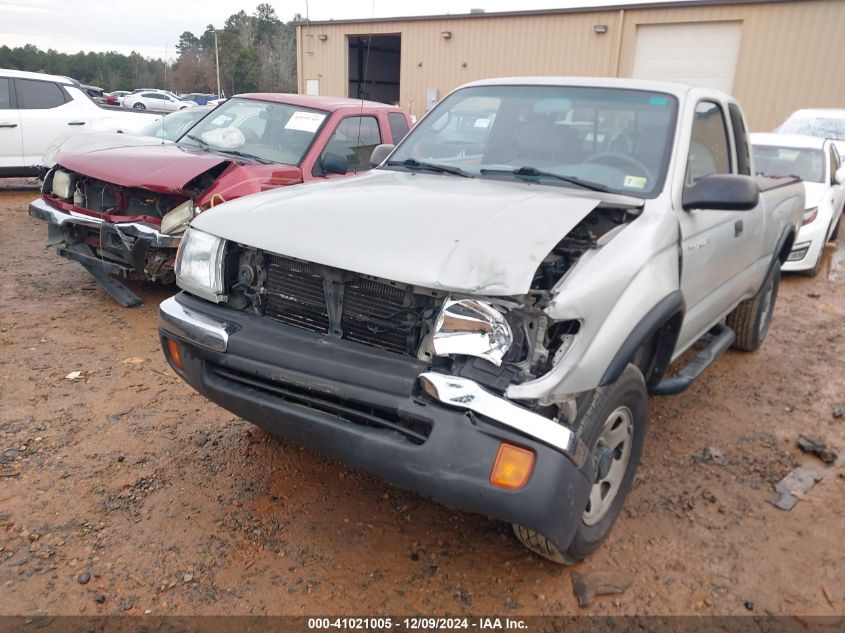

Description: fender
[765,225,797,287]
[598,291,685,387]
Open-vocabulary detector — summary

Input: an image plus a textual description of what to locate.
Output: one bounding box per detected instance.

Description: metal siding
[298,1,845,129]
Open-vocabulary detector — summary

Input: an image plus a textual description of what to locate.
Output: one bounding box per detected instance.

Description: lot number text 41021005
[307,618,529,630]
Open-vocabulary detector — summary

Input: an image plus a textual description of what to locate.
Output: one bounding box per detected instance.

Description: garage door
[631,21,742,93]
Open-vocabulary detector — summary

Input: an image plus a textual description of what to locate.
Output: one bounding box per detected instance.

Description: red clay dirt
[1,189,844,616]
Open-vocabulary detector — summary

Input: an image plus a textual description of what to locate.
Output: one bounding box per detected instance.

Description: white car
[776,109,845,160]
[123,91,196,112]
[0,68,160,176]
[752,132,845,276]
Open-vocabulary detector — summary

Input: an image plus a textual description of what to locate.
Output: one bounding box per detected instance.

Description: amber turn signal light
[490,443,535,490]
[165,338,183,370]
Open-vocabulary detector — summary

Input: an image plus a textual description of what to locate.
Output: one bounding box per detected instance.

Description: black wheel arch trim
[598,290,685,389]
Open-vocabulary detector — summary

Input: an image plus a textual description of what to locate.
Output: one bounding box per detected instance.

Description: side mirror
[320,152,348,175]
[835,165,845,185]
[370,143,395,168]
[683,174,760,211]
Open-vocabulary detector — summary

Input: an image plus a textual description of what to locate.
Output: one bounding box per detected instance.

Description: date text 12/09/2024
[307,618,528,630]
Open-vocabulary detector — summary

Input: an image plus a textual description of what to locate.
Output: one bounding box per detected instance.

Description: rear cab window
[388,112,410,143]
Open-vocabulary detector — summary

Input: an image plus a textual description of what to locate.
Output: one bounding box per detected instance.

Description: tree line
[0,3,299,95]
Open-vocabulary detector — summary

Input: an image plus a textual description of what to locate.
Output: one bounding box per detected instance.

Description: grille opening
[212,365,432,444]
[260,253,437,357]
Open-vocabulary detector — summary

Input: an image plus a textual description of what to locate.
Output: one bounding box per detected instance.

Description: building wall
[297,0,845,130]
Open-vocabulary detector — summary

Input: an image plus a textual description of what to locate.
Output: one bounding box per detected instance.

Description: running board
[650,324,735,396]
[59,244,143,308]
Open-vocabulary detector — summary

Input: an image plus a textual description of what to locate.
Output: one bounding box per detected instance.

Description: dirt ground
[1,187,844,618]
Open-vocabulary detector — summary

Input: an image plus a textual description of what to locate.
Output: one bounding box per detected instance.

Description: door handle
[68,121,86,126]
[0,122,18,128]
[734,220,744,237]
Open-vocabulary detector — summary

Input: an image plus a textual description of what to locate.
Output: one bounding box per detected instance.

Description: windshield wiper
[479,166,612,193]
[185,133,208,150]
[387,158,473,178]
[216,149,273,164]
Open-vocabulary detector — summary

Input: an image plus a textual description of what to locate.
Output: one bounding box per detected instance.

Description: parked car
[138,106,214,141]
[81,84,106,104]
[181,93,219,106]
[157,77,804,564]
[123,91,195,112]
[29,94,412,306]
[752,133,845,275]
[0,68,160,177]
[110,90,132,104]
[776,109,845,158]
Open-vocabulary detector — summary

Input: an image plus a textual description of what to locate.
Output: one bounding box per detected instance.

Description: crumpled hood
[192,170,602,295]
[55,139,230,192]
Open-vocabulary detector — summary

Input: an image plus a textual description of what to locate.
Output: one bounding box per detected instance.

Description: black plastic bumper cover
[159,292,594,552]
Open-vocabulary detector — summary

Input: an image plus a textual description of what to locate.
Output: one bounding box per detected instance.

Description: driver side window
[686,101,732,186]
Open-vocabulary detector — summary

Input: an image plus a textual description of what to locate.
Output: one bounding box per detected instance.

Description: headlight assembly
[431,298,513,366]
[175,227,227,302]
[802,207,818,226]
[161,200,195,235]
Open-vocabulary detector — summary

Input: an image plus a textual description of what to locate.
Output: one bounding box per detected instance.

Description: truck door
[0,77,23,170]
[675,100,761,348]
[15,78,90,167]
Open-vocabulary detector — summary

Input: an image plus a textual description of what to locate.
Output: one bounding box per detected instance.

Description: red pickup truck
[29,94,412,306]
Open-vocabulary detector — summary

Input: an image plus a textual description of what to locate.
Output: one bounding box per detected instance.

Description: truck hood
[55,140,230,192]
[192,170,603,295]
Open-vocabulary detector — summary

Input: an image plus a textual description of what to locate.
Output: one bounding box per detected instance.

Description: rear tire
[133,102,146,110]
[726,263,780,351]
[513,364,648,564]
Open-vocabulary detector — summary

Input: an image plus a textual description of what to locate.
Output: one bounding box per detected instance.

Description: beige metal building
[296,0,845,130]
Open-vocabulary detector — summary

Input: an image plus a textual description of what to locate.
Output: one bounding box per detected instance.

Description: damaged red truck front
[29,94,411,306]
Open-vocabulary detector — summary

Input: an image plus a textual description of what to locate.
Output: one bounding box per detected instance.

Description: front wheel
[726,263,780,351]
[133,102,146,110]
[513,364,648,564]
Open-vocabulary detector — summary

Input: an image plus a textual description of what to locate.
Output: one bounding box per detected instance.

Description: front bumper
[158,293,595,552]
[29,197,181,280]
[781,220,828,272]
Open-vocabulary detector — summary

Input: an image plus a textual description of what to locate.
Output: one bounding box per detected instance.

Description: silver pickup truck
[157,77,804,563]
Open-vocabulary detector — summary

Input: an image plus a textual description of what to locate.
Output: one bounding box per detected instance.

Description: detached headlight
[432,298,513,366]
[161,200,195,235]
[802,207,818,226]
[175,228,227,302]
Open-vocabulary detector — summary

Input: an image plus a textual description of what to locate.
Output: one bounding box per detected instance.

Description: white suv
[0,68,160,176]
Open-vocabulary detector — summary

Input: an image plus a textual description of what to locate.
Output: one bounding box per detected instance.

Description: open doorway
[348,34,400,104]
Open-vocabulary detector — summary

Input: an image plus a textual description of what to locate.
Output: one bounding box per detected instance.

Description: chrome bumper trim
[28,197,181,248]
[158,296,239,353]
[418,372,589,465]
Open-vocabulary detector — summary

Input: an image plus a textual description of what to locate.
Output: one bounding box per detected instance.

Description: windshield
[139,108,209,141]
[178,97,329,165]
[386,85,678,197]
[777,114,845,141]
[753,145,824,183]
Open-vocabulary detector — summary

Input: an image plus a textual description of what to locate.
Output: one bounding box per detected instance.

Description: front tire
[726,263,780,351]
[513,364,648,564]
[133,102,146,110]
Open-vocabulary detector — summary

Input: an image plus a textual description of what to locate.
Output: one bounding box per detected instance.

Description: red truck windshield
[178,97,330,166]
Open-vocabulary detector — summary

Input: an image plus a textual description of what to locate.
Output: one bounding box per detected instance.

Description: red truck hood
[55,138,303,196]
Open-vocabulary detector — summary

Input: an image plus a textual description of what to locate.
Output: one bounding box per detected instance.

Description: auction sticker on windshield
[285,111,327,132]
[623,175,647,189]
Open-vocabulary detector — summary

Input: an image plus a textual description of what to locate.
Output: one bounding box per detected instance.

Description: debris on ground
[796,435,838,464]
[694,446,726,466]
[767,467,825,510]
[77,571,91,585]
[571,570,634,607]
[833,405,844,420]
[65,370,87,381]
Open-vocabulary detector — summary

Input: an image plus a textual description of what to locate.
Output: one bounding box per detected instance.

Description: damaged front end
[30,163,226,306]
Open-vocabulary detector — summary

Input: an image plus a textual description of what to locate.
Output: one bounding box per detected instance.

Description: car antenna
[356,0,376,154]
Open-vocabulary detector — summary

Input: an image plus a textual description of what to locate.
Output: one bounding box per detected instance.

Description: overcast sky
[0,0,698,59]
